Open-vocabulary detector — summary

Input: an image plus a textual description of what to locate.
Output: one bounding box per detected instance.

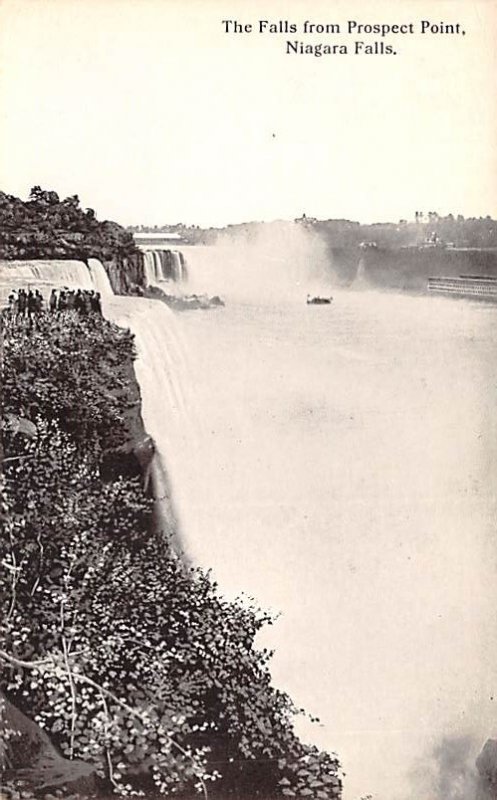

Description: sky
[0,0,496,227]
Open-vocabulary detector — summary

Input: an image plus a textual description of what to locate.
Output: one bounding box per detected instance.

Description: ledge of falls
[0,256,185,553]
[142,248,187,286]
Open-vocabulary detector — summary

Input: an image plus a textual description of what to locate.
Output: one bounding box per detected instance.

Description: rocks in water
[142,285,225,311]
[180,292,225,310]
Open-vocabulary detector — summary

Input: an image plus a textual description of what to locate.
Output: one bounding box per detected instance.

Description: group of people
[5,287,103,318]
[48,288,103,315]
[6,288,44,317]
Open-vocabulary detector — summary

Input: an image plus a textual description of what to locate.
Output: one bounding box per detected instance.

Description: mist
[408,734,497,800]
[180,222,333,303]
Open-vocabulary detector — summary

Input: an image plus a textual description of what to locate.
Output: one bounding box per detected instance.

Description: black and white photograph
[0,2,496,799]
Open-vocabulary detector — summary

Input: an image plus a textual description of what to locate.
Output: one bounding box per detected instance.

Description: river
[1,247,495,798]
[165,245,497,800]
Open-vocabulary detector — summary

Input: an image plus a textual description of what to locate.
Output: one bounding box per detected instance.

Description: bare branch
[0,648,209,800]
[98,686,120,791]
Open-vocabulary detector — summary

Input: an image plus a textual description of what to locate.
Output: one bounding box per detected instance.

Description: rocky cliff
[102,252,146,295]
[326,245,497,293]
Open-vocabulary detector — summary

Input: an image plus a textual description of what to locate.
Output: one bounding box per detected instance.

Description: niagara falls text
[220,19,467,56]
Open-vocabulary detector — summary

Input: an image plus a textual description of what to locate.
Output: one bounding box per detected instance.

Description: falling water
[86,260,196,553]
[0,257,193,557]
[169,241,497,800]
[2,250,496,799]
[142,249,187,288]
[0,259,94,304]
[106,294,199,550]
[87,257,115,298]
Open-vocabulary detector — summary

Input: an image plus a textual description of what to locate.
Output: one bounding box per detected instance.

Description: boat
[307,295,333,305]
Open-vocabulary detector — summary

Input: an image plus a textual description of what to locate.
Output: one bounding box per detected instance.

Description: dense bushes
[1,312,342,799]
[0,188,138,262]
[3,313,138,453]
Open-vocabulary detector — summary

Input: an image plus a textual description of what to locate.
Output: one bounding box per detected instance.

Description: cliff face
[0,187,147,295]
[476,740,497,800]
[103,252,146,294]
[100,337,155,484]
[325,246,497,293]
[1,311,155,797]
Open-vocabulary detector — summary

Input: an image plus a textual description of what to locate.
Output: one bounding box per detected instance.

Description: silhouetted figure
[18,289,27,315]
[80,291,91,315]
[4,284,108,320]
[91,292,102,315]
[27,291,36,317]
[7,291,18,317]
[74,290,84,313]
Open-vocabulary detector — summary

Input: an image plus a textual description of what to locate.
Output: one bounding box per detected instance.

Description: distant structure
[422,231,445,248]
[133,232,186,246]
[428,275,497,299]
[295,213,317,225]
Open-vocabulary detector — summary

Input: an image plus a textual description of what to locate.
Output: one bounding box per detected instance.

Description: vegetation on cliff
[0,188,138,263]
[1,311,342,799]
[311,212,497,250]
[129,211,497,250]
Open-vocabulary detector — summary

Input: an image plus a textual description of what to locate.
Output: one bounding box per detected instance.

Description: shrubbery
[1,312,342,799]
[0,187,138,262]
[3,313,138,453]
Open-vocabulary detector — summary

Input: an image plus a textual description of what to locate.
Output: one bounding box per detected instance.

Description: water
[142,249,186,288]
[170,246,497,800]
[2,252,496,798]
[107,294,198,551]
[88,257,115,297]
[0,259,94,304]
[0,257,191,555]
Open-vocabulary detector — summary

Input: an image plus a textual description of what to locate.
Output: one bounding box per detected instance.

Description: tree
[29,186,60,206]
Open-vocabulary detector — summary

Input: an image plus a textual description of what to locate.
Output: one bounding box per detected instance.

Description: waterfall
[354,257,369,288]
[172,251,184,282]
[0,259,94,304]
[106,296,198,552]
[142,250,187,288]
[0,257,193,556]
[174,233,331,303]
[143,252,155,286]
[68,261,195,552]
[87,258,115,297]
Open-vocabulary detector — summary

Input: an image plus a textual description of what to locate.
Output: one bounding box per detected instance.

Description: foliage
[0,187,138,262]
[2,312,138,453]
[1,312,342,798]
[313,213,497,249]
[128,212,497,250]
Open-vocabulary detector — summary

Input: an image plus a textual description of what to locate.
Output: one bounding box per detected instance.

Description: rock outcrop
[476,739,497,799]
[103,252,146,295]
[1,692,98,795]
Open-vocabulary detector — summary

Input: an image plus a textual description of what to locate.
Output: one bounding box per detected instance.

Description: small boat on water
[307,294,333,305]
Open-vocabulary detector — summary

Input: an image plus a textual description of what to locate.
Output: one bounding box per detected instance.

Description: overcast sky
[0,0,496,227]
